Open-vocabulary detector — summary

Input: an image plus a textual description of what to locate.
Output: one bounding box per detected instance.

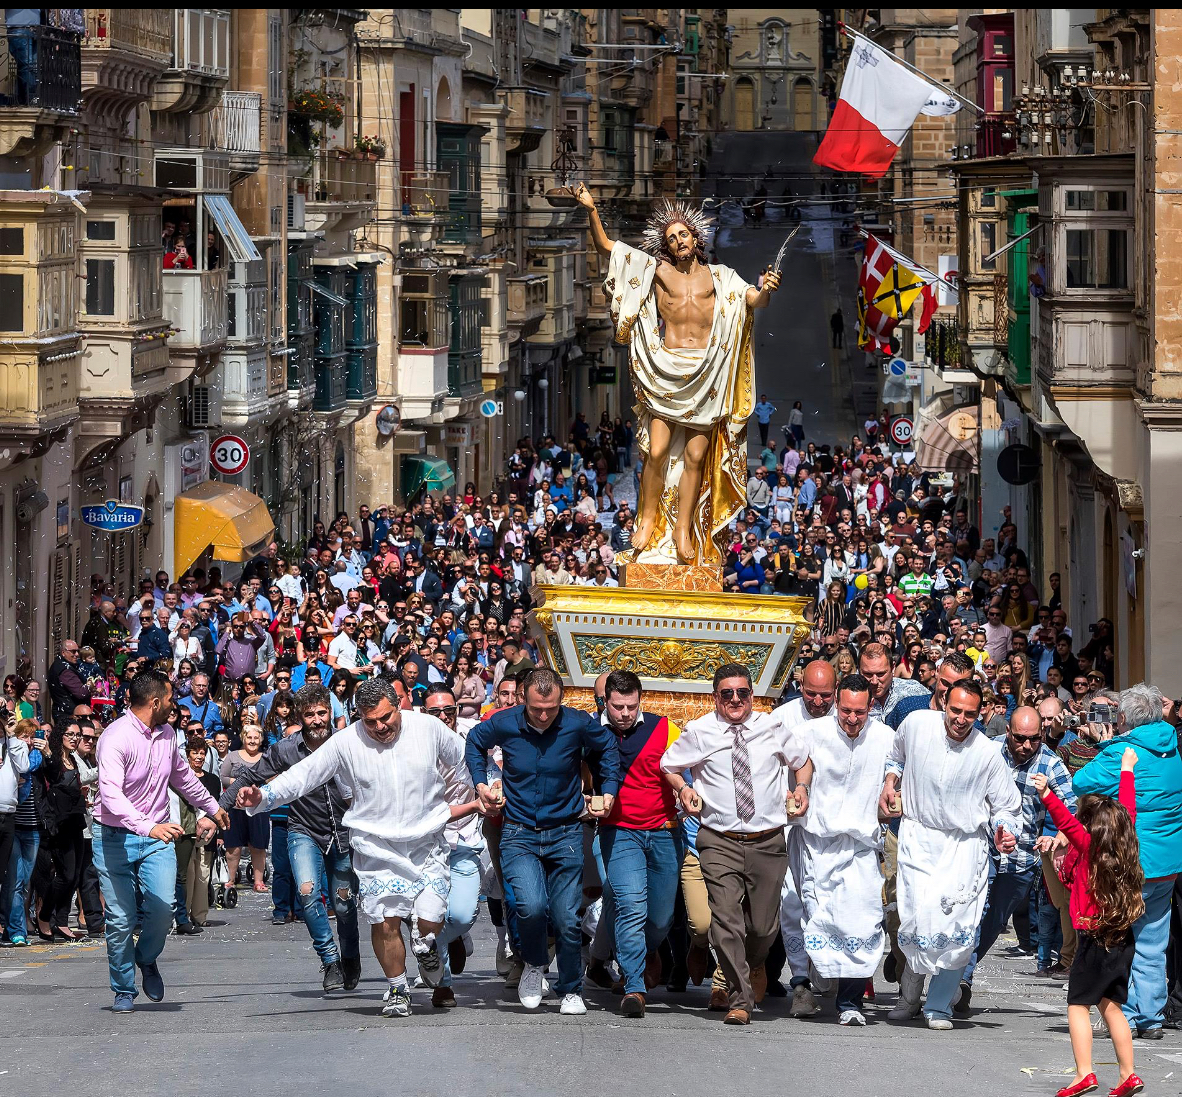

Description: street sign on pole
[209,434,250,476]
[890,416,914,446]
[479,398,503,418]
[889,357,907,377]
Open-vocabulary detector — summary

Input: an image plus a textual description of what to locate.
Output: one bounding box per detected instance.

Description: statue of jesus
[576,183,780,565]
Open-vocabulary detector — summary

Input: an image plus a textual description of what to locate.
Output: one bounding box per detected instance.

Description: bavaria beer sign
[80,500,145,531]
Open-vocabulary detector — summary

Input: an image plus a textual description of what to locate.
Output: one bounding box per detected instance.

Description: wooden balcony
[500,86,547,154]
[81,11,171,123]
[163,267,228,353]
[508,274,547,333]
[207,90,261,174]
[305,152,377,233]
[220,347,269,426]
[401,169,449,221]
[0,339,80,456]
[151,9,229,115]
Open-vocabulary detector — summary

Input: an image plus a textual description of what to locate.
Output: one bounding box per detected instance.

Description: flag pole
[857,229,959,295]
[841,25,985,115]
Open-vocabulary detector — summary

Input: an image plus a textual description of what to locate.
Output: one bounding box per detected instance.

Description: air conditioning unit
[287,193,305,231]
[186,381,212,428]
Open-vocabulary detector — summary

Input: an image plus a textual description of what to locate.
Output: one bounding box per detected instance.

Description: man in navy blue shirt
[466,667,621,1017]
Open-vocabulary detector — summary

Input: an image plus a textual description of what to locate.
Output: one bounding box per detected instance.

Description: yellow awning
[173,481,275,579]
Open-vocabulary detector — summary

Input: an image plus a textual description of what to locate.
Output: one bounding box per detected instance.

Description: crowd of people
[0,408,1178,1097]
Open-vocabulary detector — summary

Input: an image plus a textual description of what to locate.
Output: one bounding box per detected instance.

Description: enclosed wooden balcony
[206,90,261,174]
[150,8,229,115]
[81,10,171,124]
[508,274,547,333]
[500,86,547,154]
[164,267,228,353]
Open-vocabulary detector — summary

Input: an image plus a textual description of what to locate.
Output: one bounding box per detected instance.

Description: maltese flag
[815,38,939,177]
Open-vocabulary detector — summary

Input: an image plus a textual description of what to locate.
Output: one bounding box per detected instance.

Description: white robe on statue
[606,240,755,564]
[790,712,894,979]
[886,710,1021,975]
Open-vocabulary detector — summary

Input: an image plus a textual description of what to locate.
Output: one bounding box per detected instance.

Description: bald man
[770,659,835,1018]
[955,706,1075,1015]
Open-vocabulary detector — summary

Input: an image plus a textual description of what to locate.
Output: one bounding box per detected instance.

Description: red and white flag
[814,38,938,178]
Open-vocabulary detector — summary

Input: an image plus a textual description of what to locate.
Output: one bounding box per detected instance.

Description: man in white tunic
[770,657,837,1018]
[792,673,894,1026]
[575,182,780,564]
[236,677,475,1019]
[878,680,1021,1030]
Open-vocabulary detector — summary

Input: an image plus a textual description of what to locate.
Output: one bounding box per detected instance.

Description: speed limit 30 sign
[890,416,914,446]
[210,434,250,475]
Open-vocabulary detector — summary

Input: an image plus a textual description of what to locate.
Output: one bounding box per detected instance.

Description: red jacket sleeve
[1042,787,1090,854]
[1118,769,1136,826]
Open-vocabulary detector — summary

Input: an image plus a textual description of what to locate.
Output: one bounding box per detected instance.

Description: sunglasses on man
[718,687,752,702]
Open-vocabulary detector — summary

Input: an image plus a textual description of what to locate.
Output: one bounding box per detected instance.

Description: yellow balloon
[854,573,869,590]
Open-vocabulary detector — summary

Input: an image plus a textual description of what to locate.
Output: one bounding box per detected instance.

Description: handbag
[211,847,230,886]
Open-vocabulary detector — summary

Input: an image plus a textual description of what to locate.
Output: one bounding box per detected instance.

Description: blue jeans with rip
[600,825,684,995]
[287,830,359,965]
[500,821,584,995]
[437,843,482,988]
[92,824,177,996]
[2,827,39,939]
[963,863,1037,985]
[1124,875,1176,1031]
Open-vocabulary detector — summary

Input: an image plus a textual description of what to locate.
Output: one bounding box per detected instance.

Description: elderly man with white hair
[1073,683,1182,1040]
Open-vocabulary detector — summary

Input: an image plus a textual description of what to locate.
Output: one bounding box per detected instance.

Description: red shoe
[1108,1076,1144,1097]
[864,977,876,1001]
[1055,1075,1099,1097]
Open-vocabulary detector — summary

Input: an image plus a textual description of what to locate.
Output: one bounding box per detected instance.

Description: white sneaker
[927,1016,953,1031]
[1093,1014,1109,1033]
[559,993,587,1015]
[838,1009,867,1026]
[518,963,545,1009]
[381,985,411,1017]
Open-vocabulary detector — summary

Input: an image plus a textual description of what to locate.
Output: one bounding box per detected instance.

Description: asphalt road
[3,889,1180,1097]
[706,131,865,459]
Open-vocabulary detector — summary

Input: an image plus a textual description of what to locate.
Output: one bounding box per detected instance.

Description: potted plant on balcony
[289,87,345,128]
[354,134,386,161]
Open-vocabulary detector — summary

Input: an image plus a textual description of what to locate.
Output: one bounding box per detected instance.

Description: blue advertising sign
[80,500,145,531]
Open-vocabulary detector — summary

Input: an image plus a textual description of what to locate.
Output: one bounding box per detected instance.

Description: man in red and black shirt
[598,669,684,1018]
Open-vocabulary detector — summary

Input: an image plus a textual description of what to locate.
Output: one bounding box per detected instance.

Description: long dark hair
[1076,793,1145,945]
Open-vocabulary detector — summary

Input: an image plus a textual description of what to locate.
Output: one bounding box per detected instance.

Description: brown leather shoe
[687,944,710,986]
[723,1007,751,1025]
[431,986,457,1008]
[643,950,662,991]
[709,986,730,1011]
[750,964,768,1004]
[621,991,646,1018]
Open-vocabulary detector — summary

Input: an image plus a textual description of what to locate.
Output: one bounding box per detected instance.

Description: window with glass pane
[981,223,996,270]
[1099,229,1127,288]
[85,259,116,316]
[0,226,22,255]
[1065,229,1093,287]
[0,273,22,331]
[86,220,116,241]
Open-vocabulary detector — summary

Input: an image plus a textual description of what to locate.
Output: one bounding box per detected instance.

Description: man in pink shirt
[93,669,229,1013]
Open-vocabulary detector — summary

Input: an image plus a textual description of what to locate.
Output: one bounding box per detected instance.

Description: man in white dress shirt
[878,680,1021,1030]
[661,663,814,1025]
[236,677,477,1019]
[770,657,836,1018]
[792,673,894,1026]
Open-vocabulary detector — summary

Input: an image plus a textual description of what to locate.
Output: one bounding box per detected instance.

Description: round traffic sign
[997,442,1040,485]
[890,416,914,446]
[889,356,907,377]
[479,398,501,418]
[210,434,250,475]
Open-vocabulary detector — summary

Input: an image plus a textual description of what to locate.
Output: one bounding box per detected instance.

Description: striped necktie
[729,723,756,823]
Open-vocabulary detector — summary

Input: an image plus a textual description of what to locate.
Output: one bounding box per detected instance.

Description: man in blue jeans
[219,684,360,994]
[1074,684,1182,1040]
[467,667,621,1017]
[92,670,230,1013]
[597,670,685,1018]
[958,707,1075,1016]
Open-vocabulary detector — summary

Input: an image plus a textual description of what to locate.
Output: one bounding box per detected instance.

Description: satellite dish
[375,404,402,437]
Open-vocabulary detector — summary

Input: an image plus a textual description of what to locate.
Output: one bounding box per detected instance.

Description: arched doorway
[735,77,755,131]
[793,78,814,131]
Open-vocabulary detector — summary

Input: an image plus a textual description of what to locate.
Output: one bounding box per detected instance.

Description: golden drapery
[607,241,754,565]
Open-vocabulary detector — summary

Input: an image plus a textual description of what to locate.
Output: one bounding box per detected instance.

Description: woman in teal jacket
[1073,685,1182,1038]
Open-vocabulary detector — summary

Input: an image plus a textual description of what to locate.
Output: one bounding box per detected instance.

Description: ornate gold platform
[528,565,811,722]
